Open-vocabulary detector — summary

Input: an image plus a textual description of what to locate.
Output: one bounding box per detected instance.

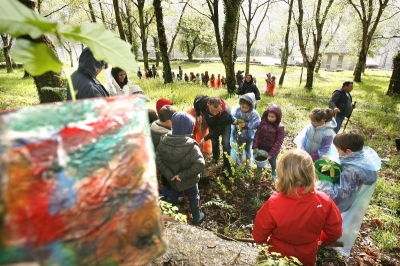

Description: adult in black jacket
[66,47,109,100]
[194,95,236,173]
[329,81,355,133]
[236,74,261,101]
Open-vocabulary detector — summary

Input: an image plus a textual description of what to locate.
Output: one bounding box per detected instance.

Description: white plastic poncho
[294,119,337,161]
[317,146,381,256]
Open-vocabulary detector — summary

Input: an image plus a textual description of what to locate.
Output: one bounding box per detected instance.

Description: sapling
[318,155,341,177]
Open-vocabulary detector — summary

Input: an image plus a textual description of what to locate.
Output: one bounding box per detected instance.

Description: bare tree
[279,0,294,85]
[241,0,274,74]
[167,2,188,57]
[153,0,173,83]
[294,0,335,89]
[131,0,155,71]
[113,0,126,41]
[349,0,393,82]
[1,34,13,73]
[88,0,97,22]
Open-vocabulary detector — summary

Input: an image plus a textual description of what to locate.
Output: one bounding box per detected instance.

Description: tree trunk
[222,0,242,95]
[88,0,97,22]
[18,0,64,103]
[278,0,294,86]
[387,51,400,95]
[137,0,150,71]
[315,53,322,73]
[152,36,161,67]
[353,44,368,82]
[153,0,173,83]
[98,0,106,25]
[1,34,13,73]
[305,64,315,88]
[113,0,126,41]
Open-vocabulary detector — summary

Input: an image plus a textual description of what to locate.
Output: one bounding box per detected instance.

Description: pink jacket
[253,187,342,266]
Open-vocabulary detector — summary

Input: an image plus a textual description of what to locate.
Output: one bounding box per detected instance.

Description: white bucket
[254,150,268,168]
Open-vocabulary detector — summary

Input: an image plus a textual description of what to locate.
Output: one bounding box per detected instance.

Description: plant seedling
[319,155,341,177]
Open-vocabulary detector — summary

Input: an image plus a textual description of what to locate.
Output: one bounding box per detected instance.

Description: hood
[159,134,197,162]
[239,92,256,111]
[340,146,381,171]
[172,112,195,135]
[325,119,337,129]
[78,47,105,78]
[261,104,282,124]
[218,98,227,116]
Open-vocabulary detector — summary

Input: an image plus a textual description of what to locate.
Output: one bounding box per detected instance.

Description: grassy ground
[1,64,399,264]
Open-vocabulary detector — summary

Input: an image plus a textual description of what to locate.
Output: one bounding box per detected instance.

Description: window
[337,55,344,68]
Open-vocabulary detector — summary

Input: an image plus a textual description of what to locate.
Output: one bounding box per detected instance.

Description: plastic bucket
[254,150,268,168]
[315,159,342,183]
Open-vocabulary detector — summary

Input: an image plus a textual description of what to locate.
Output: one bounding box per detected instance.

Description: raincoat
[253,187,342,266]
[294,119,337,161]
[230,93,261,165]
[317,147,381,256]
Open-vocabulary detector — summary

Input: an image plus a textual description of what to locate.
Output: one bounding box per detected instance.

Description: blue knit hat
[172,112,195,135]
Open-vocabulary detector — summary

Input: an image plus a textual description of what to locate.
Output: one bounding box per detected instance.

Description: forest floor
[166,134,400,266]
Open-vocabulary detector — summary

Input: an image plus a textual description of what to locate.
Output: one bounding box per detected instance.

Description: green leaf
[10,39,63,76]
[0,0,57,38]
[321,165,330,172]
[59,23,137,71]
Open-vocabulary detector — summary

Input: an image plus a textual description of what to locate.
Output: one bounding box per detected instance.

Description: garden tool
[343,101,356,132]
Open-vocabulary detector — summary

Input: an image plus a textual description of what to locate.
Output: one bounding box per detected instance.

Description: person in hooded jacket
[252,104,285,179]
[230,93,261,165]
[194,95,236,174]
[156,112,206,225]
[67,47,109,100]
[103,67,131,96]
[236,74,261,102]
[294,108,337,162]
[317,130,381,257]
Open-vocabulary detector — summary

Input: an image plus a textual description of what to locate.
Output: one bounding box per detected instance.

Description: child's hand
[268,155,272,159]
[171,175,181,182]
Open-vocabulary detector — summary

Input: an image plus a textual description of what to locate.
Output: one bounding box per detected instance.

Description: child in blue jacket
[230,93,261,165]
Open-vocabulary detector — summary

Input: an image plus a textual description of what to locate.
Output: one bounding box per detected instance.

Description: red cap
[156,98,173,114]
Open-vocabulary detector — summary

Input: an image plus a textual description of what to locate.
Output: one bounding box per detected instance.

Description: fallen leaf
[357,258,365,266]
[365,247,377,257]
[370,218,383,227]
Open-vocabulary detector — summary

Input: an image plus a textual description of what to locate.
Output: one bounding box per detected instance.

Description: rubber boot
[190,204,205,225]
[271,169,277,180]
[170,196,179,208]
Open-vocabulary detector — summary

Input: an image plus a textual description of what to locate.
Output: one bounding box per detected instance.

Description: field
[1,63,399,265]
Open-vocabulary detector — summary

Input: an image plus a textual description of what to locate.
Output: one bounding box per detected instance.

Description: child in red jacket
[252,149,342,266]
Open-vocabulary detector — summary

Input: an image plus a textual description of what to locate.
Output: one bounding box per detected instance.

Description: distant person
[265,73,272,94]
[137,68,143,79]
[329,81,356,133]
[317,130,381,257]
[194,95,236,175]
[147,68,153,78]
[294,108,337,162]
[66,47,109,100]
[236,74,261,101]
[252,104,285,179]
[236,70,244,86]
[104,67,131,96]
[216,74,222,88]
[156,112,206,225]
[230,93,261,166]
[253,149,342,266]
[152,64,157,78]
[204,71,210,87]
[252,76,258,87]
[221,76,227,87]
[178,66,183,80]
[210,74,216,88]
[201,73,206,86]
[184,73,189,82]
[196,73,200,84]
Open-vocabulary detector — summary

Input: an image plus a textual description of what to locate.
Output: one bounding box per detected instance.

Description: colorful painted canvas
[0,95,166,265]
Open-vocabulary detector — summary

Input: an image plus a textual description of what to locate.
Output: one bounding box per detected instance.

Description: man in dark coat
[236,74,261,101]
[236,70,244,86]
[194,95,236,174]
[66,47,109,100]
[329,81,355,133]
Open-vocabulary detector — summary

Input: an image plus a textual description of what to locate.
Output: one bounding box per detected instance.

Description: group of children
[148,88,381,265]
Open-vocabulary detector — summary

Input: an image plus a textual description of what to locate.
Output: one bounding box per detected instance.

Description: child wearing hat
[156,112,206,225]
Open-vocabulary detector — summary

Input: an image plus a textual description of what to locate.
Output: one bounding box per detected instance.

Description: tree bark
[278,0,294,86]
[98,0,106,25]
[113,0,126,41]
[387,51,400,95]
[152,36,161,67]
[153,0,173,83]
[18,0,64,103]
[1,34,13,73]
[135,0,153,71]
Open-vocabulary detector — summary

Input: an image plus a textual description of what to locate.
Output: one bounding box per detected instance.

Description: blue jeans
[211,125,231,168]
[268,153,278,171]
[170,184,200,206]
[335,115,345,133]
